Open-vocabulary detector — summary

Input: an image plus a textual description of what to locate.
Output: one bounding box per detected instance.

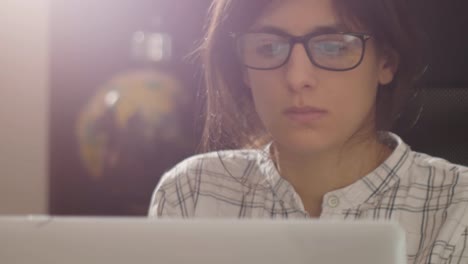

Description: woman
[149,0,468,263]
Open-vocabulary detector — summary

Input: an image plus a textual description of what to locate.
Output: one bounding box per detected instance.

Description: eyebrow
[248,24,351,36]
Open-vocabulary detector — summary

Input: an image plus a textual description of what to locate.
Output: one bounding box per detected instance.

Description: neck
[271,131,392,215]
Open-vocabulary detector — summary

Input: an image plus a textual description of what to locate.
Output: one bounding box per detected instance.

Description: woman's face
[243,0,397,154]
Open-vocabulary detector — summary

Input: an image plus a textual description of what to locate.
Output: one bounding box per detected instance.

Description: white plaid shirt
[149,133,468,264]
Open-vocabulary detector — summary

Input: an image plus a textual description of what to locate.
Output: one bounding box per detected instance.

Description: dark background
[50,0,468,216]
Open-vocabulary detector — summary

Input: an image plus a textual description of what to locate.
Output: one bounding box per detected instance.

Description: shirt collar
[342,132,412,207]
[256,132,413,208]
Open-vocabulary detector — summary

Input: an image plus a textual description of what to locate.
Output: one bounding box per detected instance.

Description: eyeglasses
[233,31,372,71]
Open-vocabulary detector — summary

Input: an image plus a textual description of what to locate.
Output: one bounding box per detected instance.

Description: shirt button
[327,195,340,208]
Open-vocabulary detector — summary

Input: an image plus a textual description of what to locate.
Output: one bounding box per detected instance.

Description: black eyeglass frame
[231,31,373,72]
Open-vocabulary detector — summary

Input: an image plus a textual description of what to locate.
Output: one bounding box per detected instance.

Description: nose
[284,43,318,93]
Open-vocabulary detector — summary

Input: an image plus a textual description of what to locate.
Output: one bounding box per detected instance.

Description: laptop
[0,216,406,264]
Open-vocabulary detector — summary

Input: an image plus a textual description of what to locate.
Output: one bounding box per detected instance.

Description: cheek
[328,67,380,126]
[246,70,285,121]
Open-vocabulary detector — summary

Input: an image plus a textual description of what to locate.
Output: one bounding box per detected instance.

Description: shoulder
[159,148,266,188]
[408,150,468,185]
[406,150,468,217]
[384,133,468,194]
[409,153,468,247]
[148,148,267,217]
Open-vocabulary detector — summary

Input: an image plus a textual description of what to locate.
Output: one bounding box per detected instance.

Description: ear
[378,49,400,86]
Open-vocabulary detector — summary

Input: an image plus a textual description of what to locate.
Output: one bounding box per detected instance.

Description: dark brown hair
[197,0,427,152]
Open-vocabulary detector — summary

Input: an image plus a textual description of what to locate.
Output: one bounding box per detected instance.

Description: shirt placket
[320,191,353,220]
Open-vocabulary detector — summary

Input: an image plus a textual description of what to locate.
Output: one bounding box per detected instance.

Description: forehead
[250,0,344,35]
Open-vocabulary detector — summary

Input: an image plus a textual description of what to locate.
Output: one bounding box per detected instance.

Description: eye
[255,42,288,58]
[313,41,348,56]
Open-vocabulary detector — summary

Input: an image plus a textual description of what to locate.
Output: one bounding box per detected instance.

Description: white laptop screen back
[0,217,406,264]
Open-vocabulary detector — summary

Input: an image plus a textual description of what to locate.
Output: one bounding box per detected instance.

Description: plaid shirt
[149,133,468,264]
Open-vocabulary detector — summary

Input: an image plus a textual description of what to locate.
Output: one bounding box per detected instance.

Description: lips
[283,106,328,123]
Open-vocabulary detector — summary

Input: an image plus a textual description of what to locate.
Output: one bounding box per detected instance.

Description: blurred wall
[49,0,208,215]
[0,0,49,214]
